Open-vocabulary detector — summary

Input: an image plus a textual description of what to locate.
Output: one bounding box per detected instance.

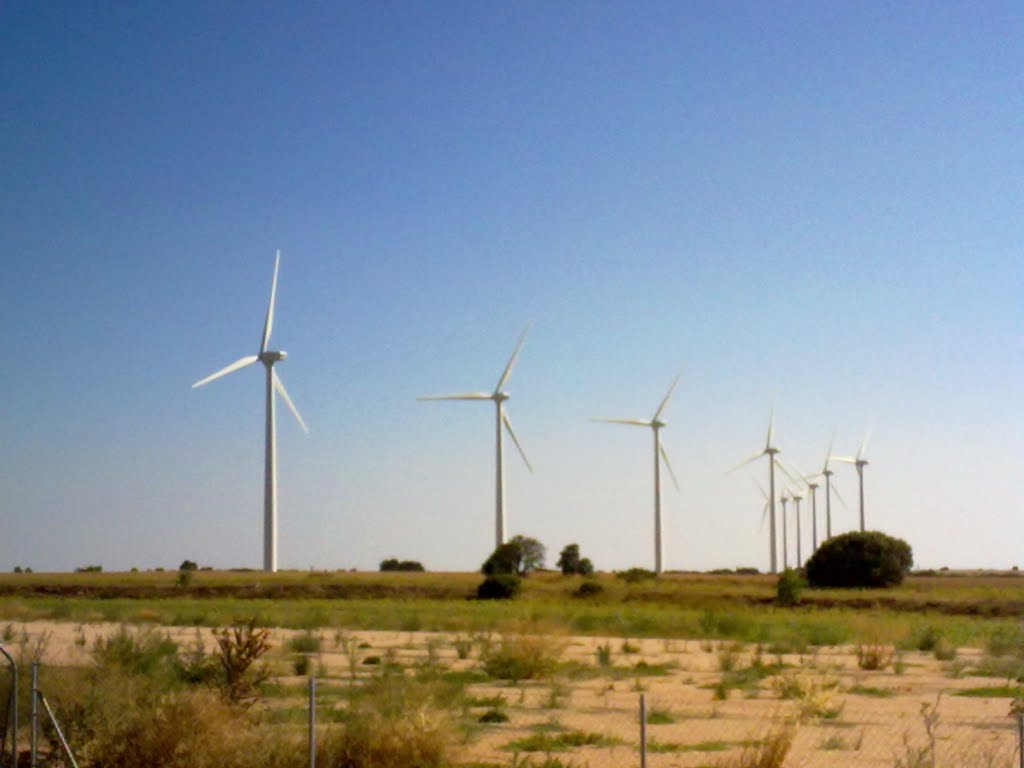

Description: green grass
[954,686,1024,698]
[503,730,621,752]
[1,570,1022,648]
[846,684,895,698]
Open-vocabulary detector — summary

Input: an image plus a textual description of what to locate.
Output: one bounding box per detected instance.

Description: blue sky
[1,2,1021,572]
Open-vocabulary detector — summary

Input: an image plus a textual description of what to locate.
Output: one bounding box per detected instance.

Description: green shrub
[805,531,913,588]
[481,633,565,681]
[571,581,603,598]
[775,569,805,606]
[379,558,426,572]
[616,567,656,583]
[476,574,522,600]
[288,631,322,654]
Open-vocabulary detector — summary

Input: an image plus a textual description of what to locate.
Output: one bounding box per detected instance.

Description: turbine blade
[781,459,810,487]
[503,412,533,473]
[858,429,872,461]
[418,393,493,401]
[823,429,836,472]
[765,408,775,449]
[495,323,532,392]
[590,417,653,427]
[830,456,857,465]
[273,370,309,433]
[831,480,849,509]
[728,450,765,474]
[659,440,679,490]
[652,372,682,421]
[260,251,281,354]
[750,477,769,501]
[774,457,801,485]
[192,355,260,389]
[759,501,770,531]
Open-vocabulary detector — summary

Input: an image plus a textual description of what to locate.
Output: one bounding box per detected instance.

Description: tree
[805,530,913,588]
[481,535,546,576]
[380,558,426,572]
[179,560,199,572]
[557,543,596,576]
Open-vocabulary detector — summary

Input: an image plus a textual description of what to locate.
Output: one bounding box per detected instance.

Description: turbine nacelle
[261,350,287,364]
[493,392,510,403]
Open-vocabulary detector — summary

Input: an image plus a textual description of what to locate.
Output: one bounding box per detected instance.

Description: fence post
[31,663,38,768]
[639,692,647,768]
[39,694,78,768]
[308,676,316,768]
[1017,710,1023,768]
[0,646,15,768]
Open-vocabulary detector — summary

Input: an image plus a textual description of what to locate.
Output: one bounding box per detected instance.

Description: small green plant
[645,705,676,724]
[621,640,639,654]
[856,643,893,671]
[481,633,565,682]
[595,643,613,668]
[293,655,311,675]
[289,631,322,654]
[932,638,957,661]
[775,568,805,606]
[478,707,509,723]
[717,726,794,768]
[453,635,473,660]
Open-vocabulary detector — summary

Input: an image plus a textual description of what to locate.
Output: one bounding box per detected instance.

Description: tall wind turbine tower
[806,478,820,551]
[791,488,804,566]
[779,490,790,570]
[731,412,797,574]
[418,325,533,549]
[592,374,681,575]
[192,251,308,573]
[834,432,871,531]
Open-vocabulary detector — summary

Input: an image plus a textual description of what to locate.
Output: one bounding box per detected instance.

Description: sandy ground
[2,621,1019,767]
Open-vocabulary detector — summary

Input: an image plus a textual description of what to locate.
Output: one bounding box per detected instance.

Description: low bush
[476,574,521,600]
[775,569,805,607]
[805,531,912,588]
[481,633,565,681]
[379,558,426,572]
[571,581,603,598]
[616,567,656,583]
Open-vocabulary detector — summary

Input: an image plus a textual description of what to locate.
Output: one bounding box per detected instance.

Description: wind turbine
[731,412,798,574]
[192,251,308,573]
[806,476,820,552]
[418,325,533,550]
[779,490,790,570]
[833,431,871,531]
[809,434,846,540]
[592,374,681,575]
[791,488,805,566]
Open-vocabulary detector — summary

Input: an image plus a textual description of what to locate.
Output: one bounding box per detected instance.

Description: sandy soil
[2,621,1019,767]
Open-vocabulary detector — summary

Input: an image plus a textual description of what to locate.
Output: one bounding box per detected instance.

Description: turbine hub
[652,420,665,429]
[261,350,287,364]
[493,392,509,402]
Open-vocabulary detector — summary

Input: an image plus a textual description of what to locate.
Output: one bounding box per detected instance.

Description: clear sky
[1,2,1021,573]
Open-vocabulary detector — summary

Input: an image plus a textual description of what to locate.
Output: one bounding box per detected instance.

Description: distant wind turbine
[592,374,681,575]
[791,488,805,566]
[730,412,799,574]
[833,431,871,531]
[192,251,309,573]
[780,490,790,570]
[418,325,533,550]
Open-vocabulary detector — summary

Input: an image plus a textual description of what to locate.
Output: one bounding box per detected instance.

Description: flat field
[1,570,1021,767]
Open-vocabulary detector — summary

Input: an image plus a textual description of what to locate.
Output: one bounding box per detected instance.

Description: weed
[621,639,640,653]
[481,632,565,681]
[645,705,676,724]
[595,642,613,667]
[212,620,271,705]
[288,631,321,654]
[478,707,509,723]
[363,655,382,665]
[453,635,474,660]
[856,643,893,670]
[293,655,311,676]
[714,726,794,768]
[504,730,619,752]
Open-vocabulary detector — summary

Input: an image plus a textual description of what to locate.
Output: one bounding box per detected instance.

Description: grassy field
[1,569,1022,649]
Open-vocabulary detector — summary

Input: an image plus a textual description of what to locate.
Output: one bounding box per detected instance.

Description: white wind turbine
[192,251,308,573]
[790,487,805,566]
[592,374,681,575]
[833,431,871,531]
[731,412,799,575]
[779,489,791,570]
[418,325,533,550]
